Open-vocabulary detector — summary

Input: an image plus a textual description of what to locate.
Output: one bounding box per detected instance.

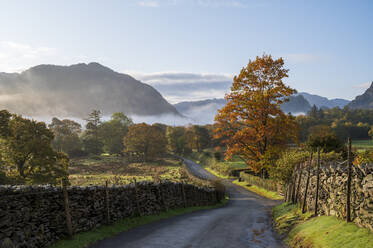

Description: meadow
[351,139,373,150]
[187,151,247,178]
[68,154,208,186]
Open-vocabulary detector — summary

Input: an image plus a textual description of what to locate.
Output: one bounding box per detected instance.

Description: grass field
[351,139,373,150]
[187,151,247,178]
[232,179,283,200]
[68,155,198,186]
[273,203,373,248]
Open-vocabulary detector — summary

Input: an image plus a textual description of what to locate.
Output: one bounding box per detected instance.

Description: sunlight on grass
[205,167,233,179]
[273,203,373,248]
[68,155,185,186]
[232,179,283,200]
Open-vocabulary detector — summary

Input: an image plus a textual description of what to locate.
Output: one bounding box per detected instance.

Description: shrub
[214,152,222,161]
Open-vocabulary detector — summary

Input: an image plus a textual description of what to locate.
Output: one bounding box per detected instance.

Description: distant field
[68,155,197,186]
[351,139,373,150]
[187,151,248,178]
[226,155,247,169]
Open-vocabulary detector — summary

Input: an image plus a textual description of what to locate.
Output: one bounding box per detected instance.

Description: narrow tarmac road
[90,159,284,248]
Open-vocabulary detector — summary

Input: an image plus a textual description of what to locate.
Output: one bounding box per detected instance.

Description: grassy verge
[49,198,228,248]
[273,203,373,248]
[204,167,232,179]
[232,179,283,200]
[186,151,244,179]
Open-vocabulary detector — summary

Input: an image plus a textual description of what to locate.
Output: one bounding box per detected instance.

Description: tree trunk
[302,153,313,213]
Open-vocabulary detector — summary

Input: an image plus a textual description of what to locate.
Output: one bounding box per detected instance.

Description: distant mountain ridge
[0,62,180,118]
[348,82,373,109]
[174,95,313,124]
[297,92,350,109]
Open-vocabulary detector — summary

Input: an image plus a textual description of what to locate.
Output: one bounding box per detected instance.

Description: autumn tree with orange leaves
[214,55,298,173]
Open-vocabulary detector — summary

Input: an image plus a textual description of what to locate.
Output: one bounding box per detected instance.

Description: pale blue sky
[0,0,372,102]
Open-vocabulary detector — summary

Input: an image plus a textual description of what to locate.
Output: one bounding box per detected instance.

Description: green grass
[232,179,283,200]
[273,203,373,248]
[351,139,373,150]
[273,203,313,235]
[187,151,247,178]
[68,155,186,186]
[50,197,228,248]
[204,167,232,179]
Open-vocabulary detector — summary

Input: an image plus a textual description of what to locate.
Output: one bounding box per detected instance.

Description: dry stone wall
[0,181,222,248]
[295,162,373,231]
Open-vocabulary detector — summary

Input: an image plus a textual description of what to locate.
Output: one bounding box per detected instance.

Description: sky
[0,0,372,103]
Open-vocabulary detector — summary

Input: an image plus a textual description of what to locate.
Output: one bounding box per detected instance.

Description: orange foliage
[214,54,298,173]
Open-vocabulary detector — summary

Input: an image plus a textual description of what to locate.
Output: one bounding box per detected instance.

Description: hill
[174,95,312,124]
[348,82,373,109]
[0,63,180,118]
[298,92,350,109]
[281,95,311,114]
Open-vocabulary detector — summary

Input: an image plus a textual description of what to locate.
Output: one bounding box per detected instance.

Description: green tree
[83,110,103,154]
[123,123,167,161]
[1,115,68,184]
[99,112,133,154]
[166,126,186,154]
[185,125,211,152]
[307,125,345,154]
[0,110,11,138]
[49,117,83,157]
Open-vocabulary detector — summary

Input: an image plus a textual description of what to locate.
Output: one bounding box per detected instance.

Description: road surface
[90,158,284,248]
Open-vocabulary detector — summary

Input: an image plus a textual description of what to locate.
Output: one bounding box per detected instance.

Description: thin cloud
[0,41,90,73]
[195,0,248,7]
[135,0,252,8]
[353,82,372,89]
[127,71,232,103]
[137,0,160,7]
[0,41,56,72]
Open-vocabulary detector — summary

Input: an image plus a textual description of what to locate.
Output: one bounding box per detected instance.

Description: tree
[368,125,373,140]
[83,110,103,154]
[49,118,83,157]
[185,125,211,152]
[99,112,133,154]
[166,126,186,154]
[123,123,167,161]
[214,54,298,173]
[1,115,68,184]
[306,126,345,154]
[0,110,11,138]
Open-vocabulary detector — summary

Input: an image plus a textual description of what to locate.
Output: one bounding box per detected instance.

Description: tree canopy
[1,114,68,184]
[123,123,167,161]
[214,54,298,173]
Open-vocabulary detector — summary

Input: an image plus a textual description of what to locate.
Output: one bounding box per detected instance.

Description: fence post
[302,153,313,213]
[314,147,321,216]
[133,179,142,216]
[160,180,168,212]
[291,165,298,204]
[105,180,110,224]
[61,179,73,239]
[346,138,352,222]
[181,181,187,208]
[295,163,303,204]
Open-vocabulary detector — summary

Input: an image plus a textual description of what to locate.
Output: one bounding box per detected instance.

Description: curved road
[90,159,284,248]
